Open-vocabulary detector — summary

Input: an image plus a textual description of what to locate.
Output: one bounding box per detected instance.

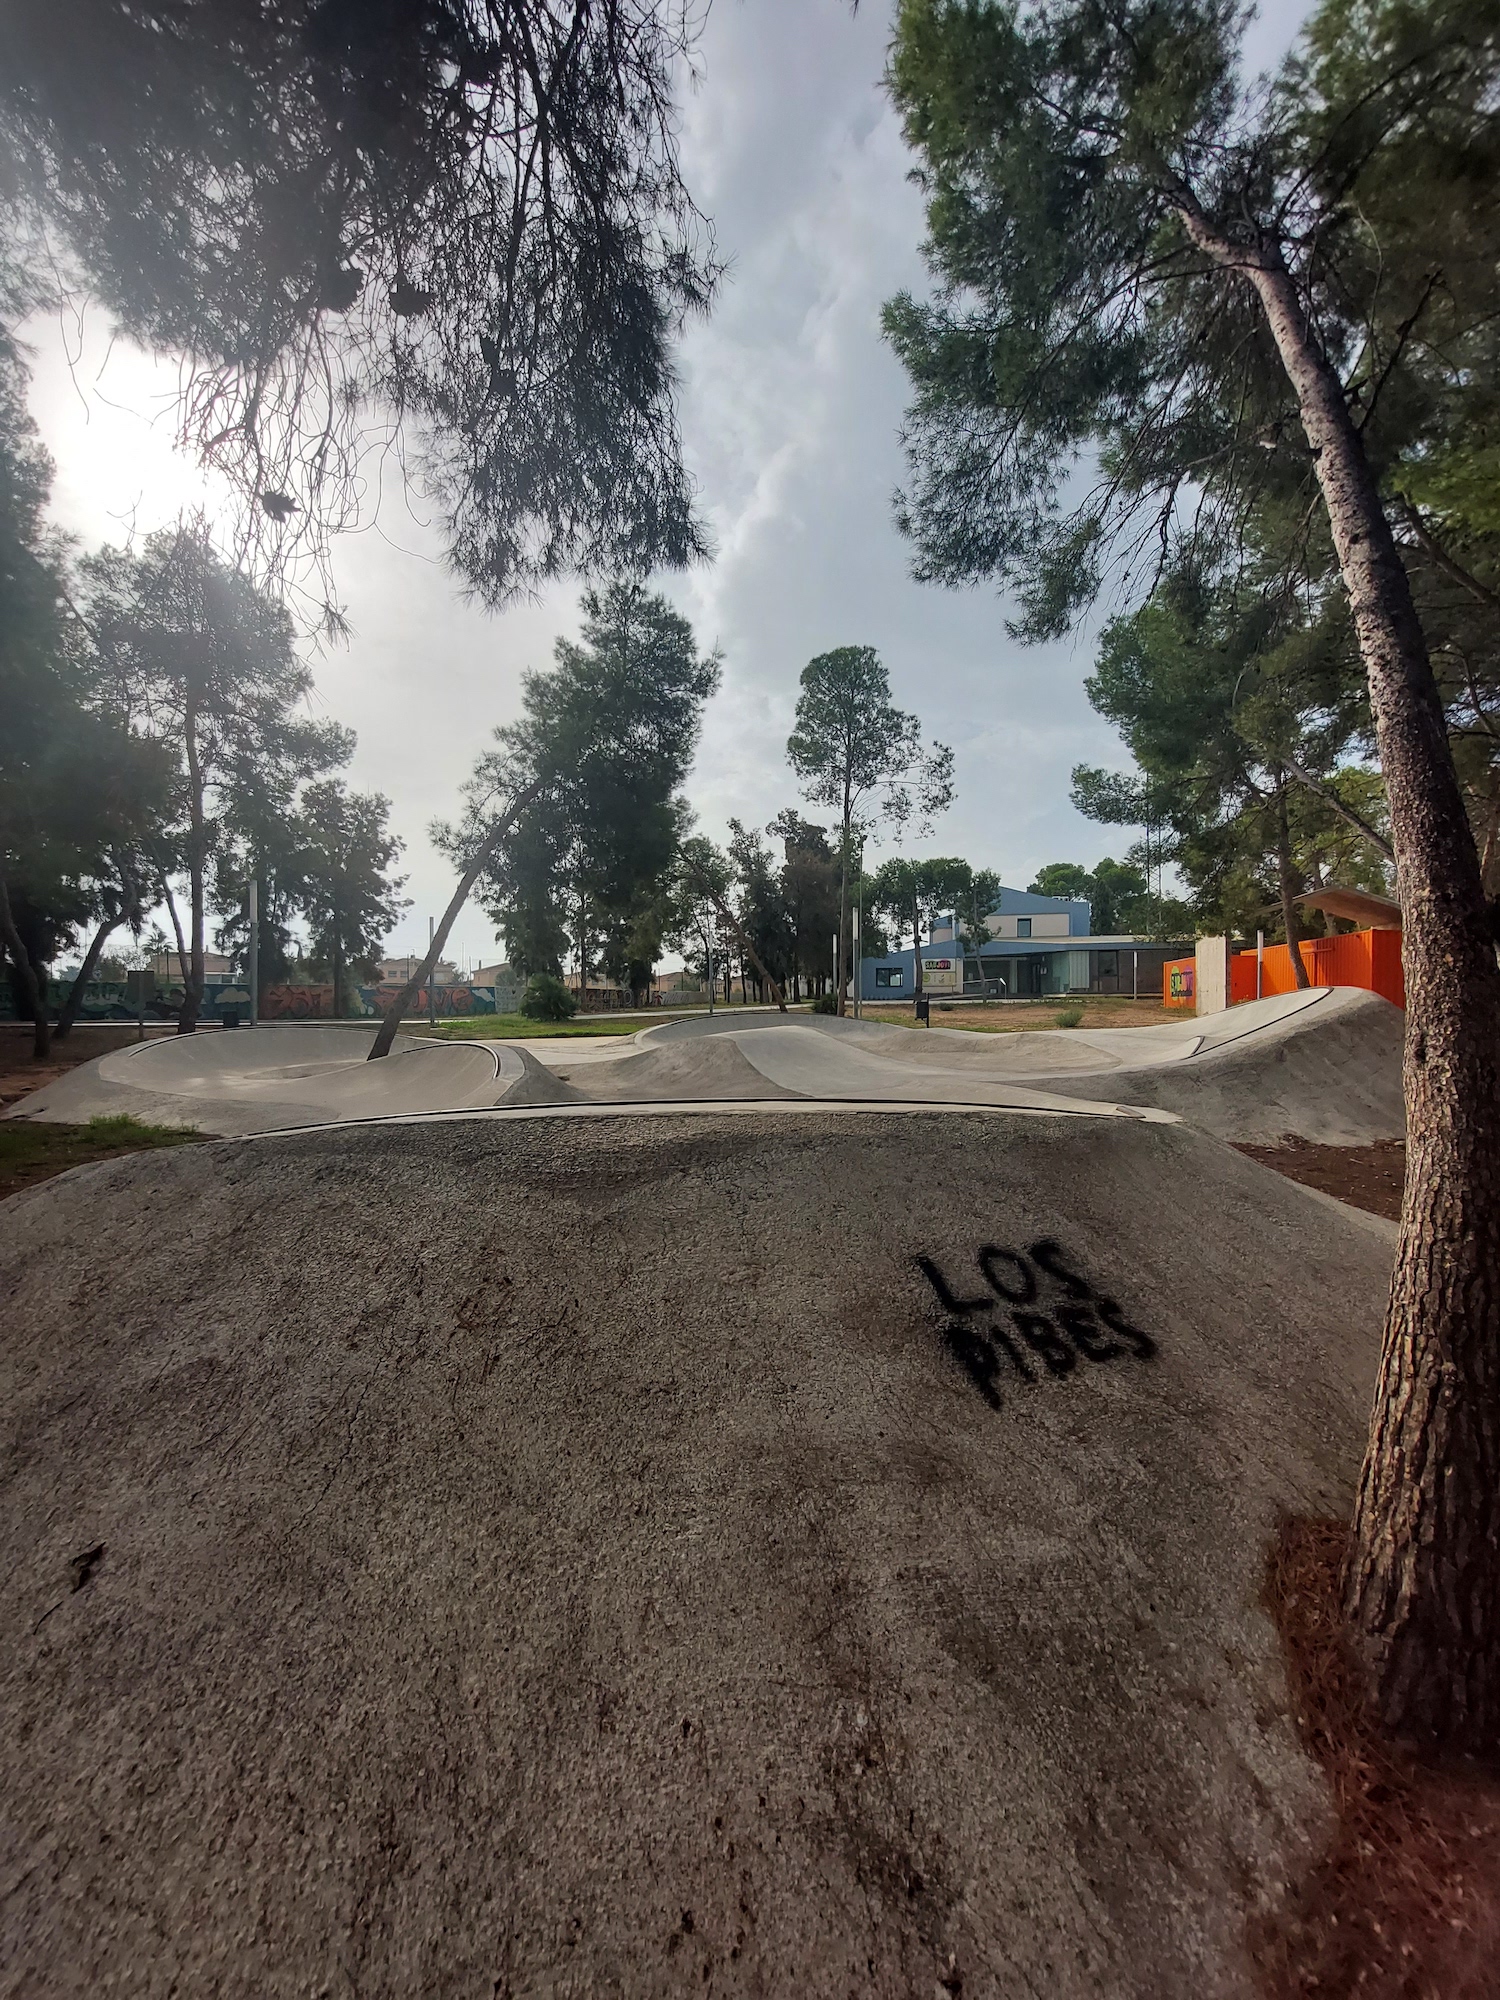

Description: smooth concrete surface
[2,987,1404,1142]
[4,1022,525,1134]
[1,1111,1391,1998]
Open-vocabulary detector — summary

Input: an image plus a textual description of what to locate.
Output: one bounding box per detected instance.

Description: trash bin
[221,1006,242,1029]
[915,996,930,1026]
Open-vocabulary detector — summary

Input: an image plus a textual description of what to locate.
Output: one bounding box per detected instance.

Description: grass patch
[0,1114,201,1201]
[1054,1004,1085,1028]
[424,1011,693,1041]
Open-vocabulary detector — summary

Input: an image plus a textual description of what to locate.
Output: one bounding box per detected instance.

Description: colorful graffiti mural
[3,978,507,1024]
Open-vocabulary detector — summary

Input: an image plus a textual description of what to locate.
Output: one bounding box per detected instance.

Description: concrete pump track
[2,988,1405,1997]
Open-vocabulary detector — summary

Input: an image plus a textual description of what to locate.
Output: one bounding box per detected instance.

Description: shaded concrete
[2,1112,1390,1997]
[1044,990,1406,1144]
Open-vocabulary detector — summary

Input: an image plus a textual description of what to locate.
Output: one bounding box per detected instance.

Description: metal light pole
[248,878,259,1027]
[427,916,436,1030]
[851,899,861,1019]
[706,918,714,1016]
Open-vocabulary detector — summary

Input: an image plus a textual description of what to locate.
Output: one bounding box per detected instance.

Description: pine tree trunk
[835,763,853,1016]
[179,699,206,1035]
[1275,785,1312,990]
[54,910,120,1040]
[368,781,543,1060]
[1205,230,1500,1747]
[0,868,51,1059]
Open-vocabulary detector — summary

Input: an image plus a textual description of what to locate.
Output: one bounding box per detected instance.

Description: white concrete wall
[1195,936,1231,1015]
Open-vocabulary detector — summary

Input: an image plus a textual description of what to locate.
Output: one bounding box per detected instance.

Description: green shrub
[520,973,576,1022]
[1055,1004,1085,1028]
[811,992,839,1014]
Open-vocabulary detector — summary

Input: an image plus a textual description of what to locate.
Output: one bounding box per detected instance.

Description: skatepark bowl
[1,988,1405,1996]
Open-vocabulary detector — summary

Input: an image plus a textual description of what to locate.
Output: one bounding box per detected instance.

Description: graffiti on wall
[915,1237,1157,1411]
[8,978,511,1024]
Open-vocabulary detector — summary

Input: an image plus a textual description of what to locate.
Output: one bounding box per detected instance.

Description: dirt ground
[1253,1516,1500,1998]
[864,999,1180,1032]
[0,1024,183,1111]
[1235,1138,1406,1221]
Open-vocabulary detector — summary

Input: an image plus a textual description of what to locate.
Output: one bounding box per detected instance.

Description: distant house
[379,955,459,985]
[859,884,1189,1001]
[565,973,631,1011]
[152,950,234,980]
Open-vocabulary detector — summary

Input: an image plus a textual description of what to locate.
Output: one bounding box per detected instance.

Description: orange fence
[1163,928,1404,1010]
[1230,927,1404,1008]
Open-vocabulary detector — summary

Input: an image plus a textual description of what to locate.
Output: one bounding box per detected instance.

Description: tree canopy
[0,341,170,1049]
[0,0,718,611]
[81,518,351,1028]
[408,583,717,1007]
[787,643,953,1011]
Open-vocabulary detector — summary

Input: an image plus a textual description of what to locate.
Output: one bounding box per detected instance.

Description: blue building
[858,884,1186,1002]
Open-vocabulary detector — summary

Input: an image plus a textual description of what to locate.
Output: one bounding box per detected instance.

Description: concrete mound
[1048,989,1406,1143]
[560,1032,803,1101]
[498,1040,587,1106]
[2,1111,1392,1997]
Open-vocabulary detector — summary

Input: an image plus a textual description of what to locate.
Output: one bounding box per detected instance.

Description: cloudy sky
[22,0,1314,969]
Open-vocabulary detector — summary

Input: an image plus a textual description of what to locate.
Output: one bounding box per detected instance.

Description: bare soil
[1235,1139,1406,1221]
[1253,1517,1500,1997]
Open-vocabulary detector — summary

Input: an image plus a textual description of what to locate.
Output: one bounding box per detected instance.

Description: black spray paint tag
[914,1238,1157,1411]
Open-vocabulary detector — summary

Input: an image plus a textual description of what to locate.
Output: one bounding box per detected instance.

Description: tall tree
[386,582,720,1055]
[0,340,167,1054]
[768,811,841,1001]
[884,0,1500,1743]
[83,520,351,1031]
[1074,564,1393,962]
[296,781,408,1015]
[0,1,718,614]
[726,819,792,1004]
[786,646,953,1014]
[869,853,974,993]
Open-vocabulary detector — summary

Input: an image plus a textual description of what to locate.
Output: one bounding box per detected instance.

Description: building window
[875,966,904,989]
[1016,917,1032,938]
[1098,951,1118,977]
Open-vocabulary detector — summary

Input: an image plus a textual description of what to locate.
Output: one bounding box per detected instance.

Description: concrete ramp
[1,1111,1392,1997]
[1046,988,1406,1142]
[6,1023,524,1134]
[5,990,1406,1145]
